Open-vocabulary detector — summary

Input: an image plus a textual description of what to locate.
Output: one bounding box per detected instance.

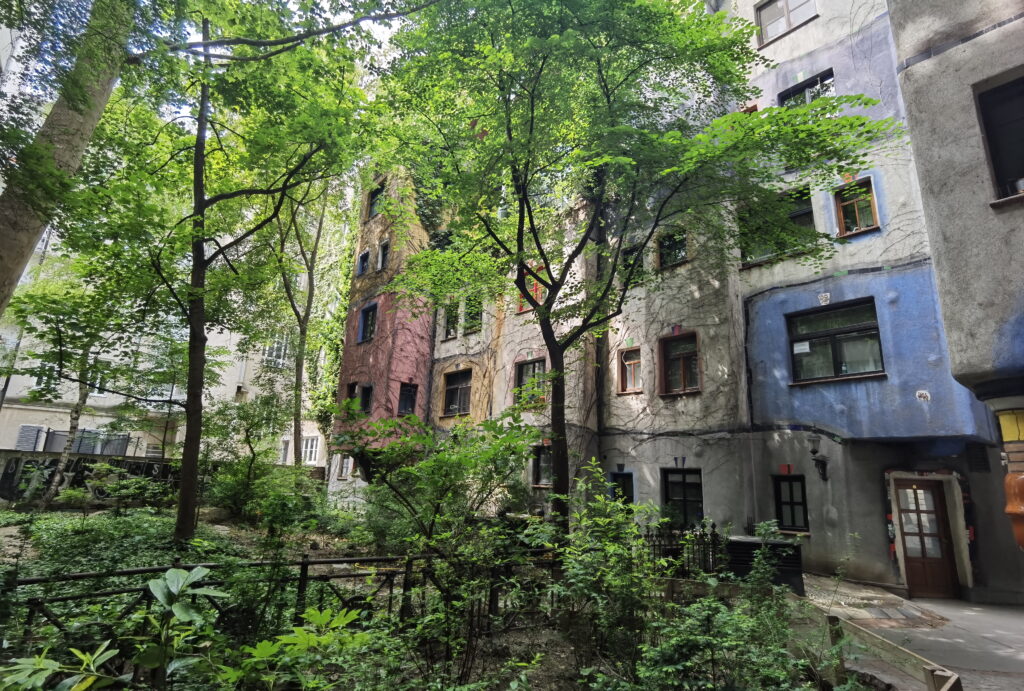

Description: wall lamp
[808,433,829,481]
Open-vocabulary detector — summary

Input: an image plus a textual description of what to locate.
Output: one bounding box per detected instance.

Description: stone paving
[804,574,1024,690]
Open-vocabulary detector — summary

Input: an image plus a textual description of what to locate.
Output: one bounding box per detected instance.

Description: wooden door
[894,480,959,598]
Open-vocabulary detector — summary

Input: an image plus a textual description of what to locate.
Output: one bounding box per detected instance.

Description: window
[346,382,358,400]
[773,475,809,530]
[442,302,459,339]
[757,0,816,44]
[662,469,703,528]
[517,271,545,313]
[660,333,700,394]
[280,439,290,464]
[356,251,370,276]
[301,436,320,464]
[398,382,418,415]
[368,181,386,218]
[443,369,472,416]
[378,240,390,270]
[610,472,634,503]
[263,333,290,368]
[515,358,546,403]
[619,348,641,393]
[835,178,878,237]
[657,231,687,268]
[788,299,883,382]
[532,445,553,486]
[978,76,1024,199]
[88,364,109,397]
[779,69,834,107]
[33,363,58,390]
[740,187,817,264]
[145,443,163,459]
[464,295,483,334]
[359,384,374,414]
[358,304,377,343]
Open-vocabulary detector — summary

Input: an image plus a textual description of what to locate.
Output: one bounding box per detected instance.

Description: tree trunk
[542,332,571,524]
[41,358,91,506]
[173,19,211,543]
[0,0,135,316]
[292,326,307,465]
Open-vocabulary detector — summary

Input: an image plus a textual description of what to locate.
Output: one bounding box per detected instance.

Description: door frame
[886,471,972,596]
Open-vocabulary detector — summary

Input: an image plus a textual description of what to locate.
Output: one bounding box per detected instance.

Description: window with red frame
[660,333,700,394]
[619,348,641,393]
[516,271,545,313]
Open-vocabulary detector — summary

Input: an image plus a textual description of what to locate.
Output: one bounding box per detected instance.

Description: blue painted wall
[746,261,998,442]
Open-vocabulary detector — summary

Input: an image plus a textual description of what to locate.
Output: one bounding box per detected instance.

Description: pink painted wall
[334,292,434,443]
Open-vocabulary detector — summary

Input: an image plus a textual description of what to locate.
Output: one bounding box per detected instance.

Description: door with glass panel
[894,480,958,598]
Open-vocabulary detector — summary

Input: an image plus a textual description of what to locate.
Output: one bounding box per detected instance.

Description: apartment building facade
[334,1,1024,603]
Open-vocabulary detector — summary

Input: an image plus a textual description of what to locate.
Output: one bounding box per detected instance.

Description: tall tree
[385,0,898,519]
[0,0,440,317]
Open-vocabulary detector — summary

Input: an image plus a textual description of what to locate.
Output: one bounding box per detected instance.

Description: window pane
[793,337,834,380]
[758,0,786,38]
[780,481,791,502]
[854,197,875,229]
[789,0,816,27]
[782,505,794,527]
[835,332,882,375]
[916,489,935,511]
[899,488,917,510]
[683,354,700,390]
[901,512,920,534]
[904,535,923,558]
[666,361,682,391]
[923,536,942,558]
[791,481,803,502]
[791,303,876,336]
[665,336,697,356]
[920,513,937,534]
[793,506,807,529]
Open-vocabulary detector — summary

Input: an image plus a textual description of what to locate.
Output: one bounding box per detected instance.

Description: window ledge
[990,193,1024,210]
[440,336,457,342]
[531,484,553,489]
[659,389,702,398]
[837,225,880,239]
[789,371,887,387]
[778,529,810,537]
[356,339,373,345]
[757,15,819,51]
[439,412,470,419]
[616,389,643,396]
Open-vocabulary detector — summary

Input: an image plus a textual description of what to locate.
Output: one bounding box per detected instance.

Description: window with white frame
[378,240,390,270]
[301,436,320,464]
[263,333,290,368]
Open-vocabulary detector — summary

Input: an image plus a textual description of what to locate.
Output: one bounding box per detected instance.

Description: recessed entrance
[894,479,959,598]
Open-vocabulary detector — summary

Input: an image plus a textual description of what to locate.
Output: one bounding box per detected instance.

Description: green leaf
[171,602,202,623]
[166,657,202,676]
[162,568,190,595]
[148,578,171,607]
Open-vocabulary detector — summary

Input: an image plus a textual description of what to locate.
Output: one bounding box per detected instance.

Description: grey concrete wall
[886,1,1024,394]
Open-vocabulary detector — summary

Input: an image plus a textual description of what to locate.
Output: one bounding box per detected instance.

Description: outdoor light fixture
[808,433,829,481]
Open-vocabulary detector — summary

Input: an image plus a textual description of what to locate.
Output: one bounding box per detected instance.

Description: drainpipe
[998,409,1024,549]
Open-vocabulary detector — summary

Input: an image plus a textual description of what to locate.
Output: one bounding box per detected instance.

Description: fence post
[399,556,414,623]
[294,553,310,626]
[826,615,847,682]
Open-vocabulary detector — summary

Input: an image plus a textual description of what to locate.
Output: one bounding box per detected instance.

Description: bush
[21,510,242,577]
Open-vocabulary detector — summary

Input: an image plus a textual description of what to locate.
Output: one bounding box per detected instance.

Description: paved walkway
[804,574,1024,690]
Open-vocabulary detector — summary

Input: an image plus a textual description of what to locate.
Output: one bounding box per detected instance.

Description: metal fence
[643,523,725,575]
[0,450,177,501]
